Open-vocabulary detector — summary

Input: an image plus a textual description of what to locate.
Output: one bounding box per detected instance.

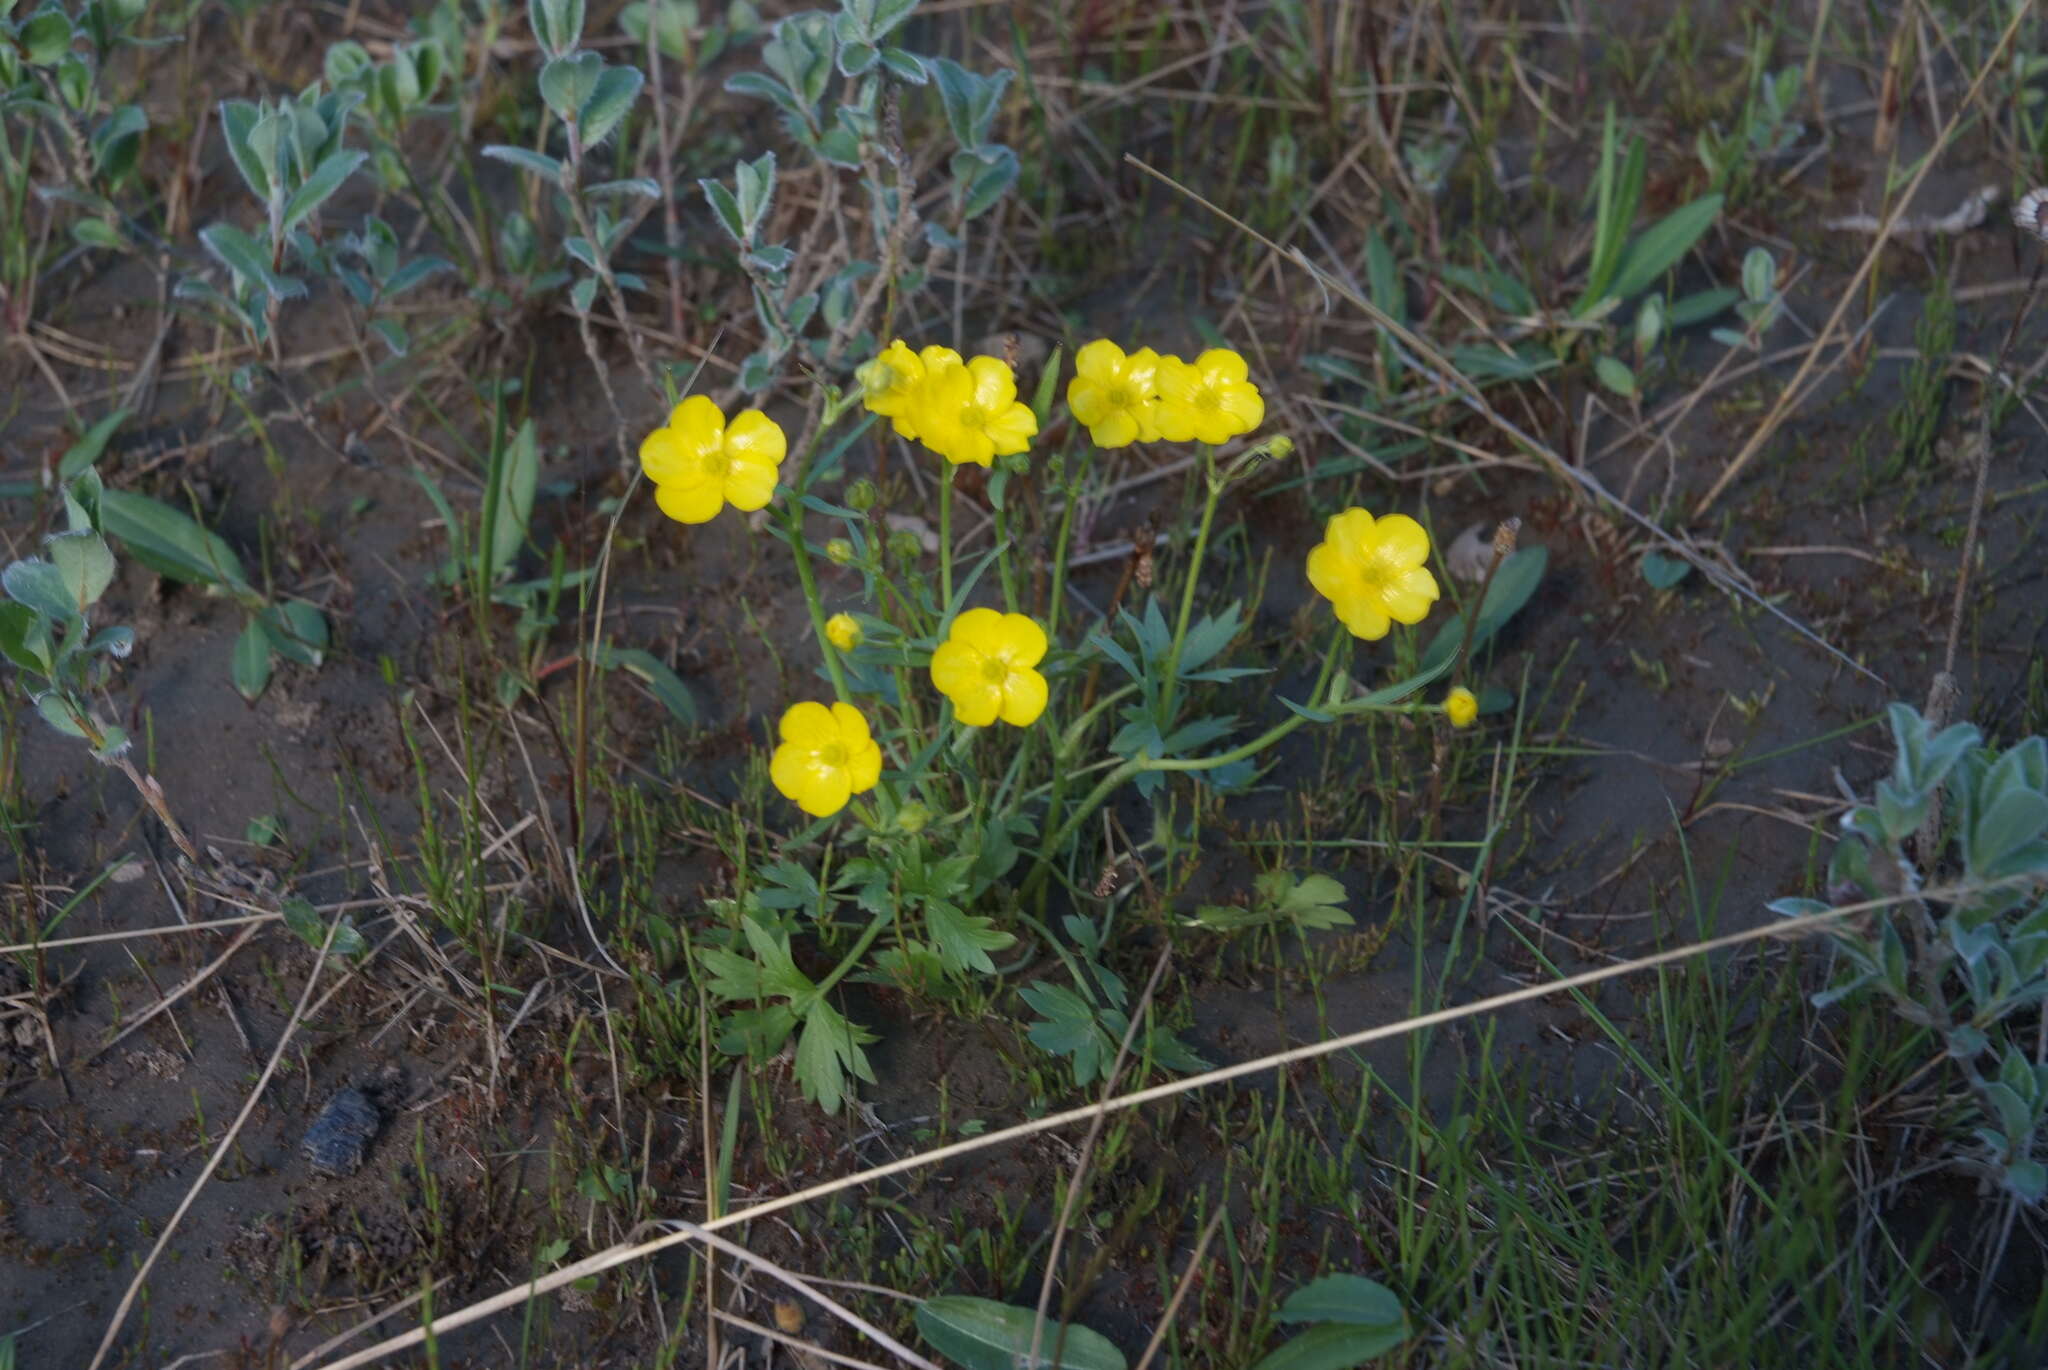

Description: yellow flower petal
[1194,347,1249,382]
[725,410,788,465]
[1086,409,1140,449]
[722,453,779,511]
[929,638,984,697]
[780,700,839,746]
[845,736,882,792]
[1335,593,1392,641]
[966,355,1018,409]
[1216,385,1264,434]
[667,394,725,441]
[639,427,693,487]
[1370,513,1431,569]
[655,479,726,524]
[997,612,1048,668]
[950,681,1003,727]
[1444,687,1478,728]
[998,667,1048,726]
[950,607,1009,657]
[797,764,852,817]
[985,402,1038,456]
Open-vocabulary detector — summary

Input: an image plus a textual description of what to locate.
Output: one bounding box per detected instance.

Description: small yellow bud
[894,802,931,834]
[825,538,856,566]
[1444,686,1478,728]
[1268,435,1294,461]
[825,613,862,651]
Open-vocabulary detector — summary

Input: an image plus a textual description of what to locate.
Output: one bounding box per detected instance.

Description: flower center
[959,403,988,431]
[980,656,1009,683]
[819,742,848,767]
[1191,384,1222,413]
[1107,383,1135,410]
[702,447,732,479]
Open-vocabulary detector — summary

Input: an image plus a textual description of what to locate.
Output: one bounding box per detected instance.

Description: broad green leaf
[1640,550,1692,589]
[59,407,130,480]
[480,144,566,181]
[1274,1275,1405,1327]
[578,64,643,148]
[538,51,603,124]
[98,489,253,591]
[793,1000,876,1114]
[923,900,1015,974]
[1607,195,1723,304]
[1248,1323,1408,1370]
[35,691,92,739]
[260,600,328,666]
[280,148,367,236]
[199,222,304,301]
[231,617,273,701]
[915,1296,1126,1370]
[47,531,116,610]
[1419,546,1547,674]
[281,894,368,960]
[22,10,74,65]
[1593,354,1635,397]
[2,559,79,620]
[597,645,698,727]
[0,602,51,674]
[486,419,539,579]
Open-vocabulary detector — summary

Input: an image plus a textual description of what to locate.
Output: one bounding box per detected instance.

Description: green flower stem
[806,906,893,1005]
[1044,446,1094,640]
[1027,630,1351,903]
[782,393,863,706]
[1155,446,1224,728]
[939,463,957,616]
[993,497,1020,612]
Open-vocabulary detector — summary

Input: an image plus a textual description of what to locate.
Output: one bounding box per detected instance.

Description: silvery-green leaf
[481,144,566,182]
[577,63,643,147]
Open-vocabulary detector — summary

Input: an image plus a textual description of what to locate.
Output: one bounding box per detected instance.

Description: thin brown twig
[89,916,341,1370]
[312,896,1951,1370]
[1693,1,2030,515]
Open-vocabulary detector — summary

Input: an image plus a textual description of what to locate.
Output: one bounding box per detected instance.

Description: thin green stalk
[939,464,957,616]
[809,907,892,1003]
[780,390,862,705]
[1156,447,1223,727]
[1044,446,1095,639]
[993,499,1019,612]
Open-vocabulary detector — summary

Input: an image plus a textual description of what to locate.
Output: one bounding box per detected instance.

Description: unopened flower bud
[888,529,923,564]
[846,478,878,511]
[1000,450,1031,476]
[825,538,856,566]
[1267,435,1294,461]
[894,802,931,834]
[824,613,862,651]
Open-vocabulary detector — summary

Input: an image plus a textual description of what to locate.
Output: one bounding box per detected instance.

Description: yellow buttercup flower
[912,354,1038,468]
[769,701,882,817]
[930,607,1049,727]
[824,612,862,651]
[1306,507,1441,640]
[640,395,787,525]
[1154,348,1264,445]
[1067,340,1161,448]
[1443,686,1478,728]
[858,339,927,439]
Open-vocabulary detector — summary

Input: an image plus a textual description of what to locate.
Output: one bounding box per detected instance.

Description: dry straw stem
[1122,155,1883,686]
[90,917,342,1370]
[1692,0,2030,517]
[312,897,1931,1370]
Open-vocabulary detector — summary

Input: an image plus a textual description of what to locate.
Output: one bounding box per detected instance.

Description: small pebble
[301,1087,383,1177]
